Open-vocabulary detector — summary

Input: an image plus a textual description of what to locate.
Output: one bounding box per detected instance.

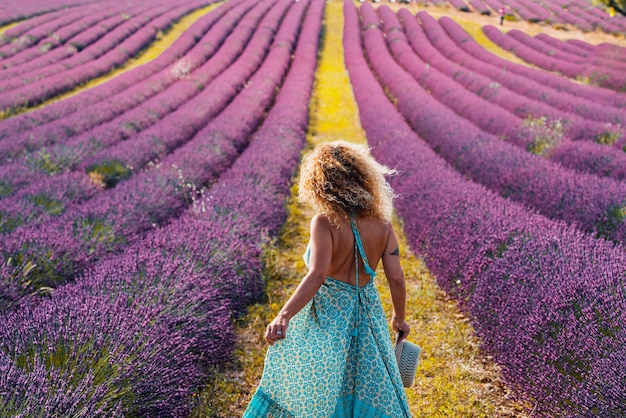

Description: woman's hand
[265,314,290,345]
[392,316,410,342]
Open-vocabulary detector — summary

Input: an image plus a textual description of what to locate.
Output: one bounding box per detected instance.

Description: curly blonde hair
[298,141,396,224]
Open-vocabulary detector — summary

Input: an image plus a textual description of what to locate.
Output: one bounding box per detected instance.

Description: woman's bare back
[321,215,394,287]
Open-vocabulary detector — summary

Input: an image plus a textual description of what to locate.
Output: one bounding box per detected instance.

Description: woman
[244,141,412,417]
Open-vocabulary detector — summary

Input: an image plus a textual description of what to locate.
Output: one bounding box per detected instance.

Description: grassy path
[194,1,526,416]
[0,21,21,36]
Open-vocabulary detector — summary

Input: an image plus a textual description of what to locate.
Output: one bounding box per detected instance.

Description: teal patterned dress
[243,221,412,417]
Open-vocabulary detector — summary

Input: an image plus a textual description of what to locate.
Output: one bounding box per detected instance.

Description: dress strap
[349,217,376,337]
[349,218,377,279]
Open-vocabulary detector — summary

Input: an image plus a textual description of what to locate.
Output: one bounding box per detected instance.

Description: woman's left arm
[265,215,332,344]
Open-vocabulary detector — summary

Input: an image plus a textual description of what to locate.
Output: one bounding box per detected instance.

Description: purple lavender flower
[345,3,626,415]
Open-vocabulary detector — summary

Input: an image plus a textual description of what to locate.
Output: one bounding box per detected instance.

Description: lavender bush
[438,16,626,109]
[345,3,626,415]
[398,12,626,179]
[0,4,128,69]
[0,0,304,309]
[0,0,101,27]
[0,1,322,413]
[364,6,626,245]
[0,0,217,113]
[413,12,626,128]
[0,0,260,173]
[78,0,290,187]
[0,0,237,141]
[483,25,626,92]
[507,29,626,72]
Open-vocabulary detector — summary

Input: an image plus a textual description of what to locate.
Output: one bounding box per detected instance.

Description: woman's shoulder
[309,213,334,237]
[311,213,332,227]
[311,213,392,233]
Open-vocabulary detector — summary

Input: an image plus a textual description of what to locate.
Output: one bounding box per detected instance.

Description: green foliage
[73,216,124,254]
[4,247,65,294]
[30,148,78,175]
[0,179,13,197]
[0,195,63,234]
[0,211,24,233]
[29,193,65,216]
[595,130,622,145]
[10,337,136,414]
[86,160,132,188]
[522,116,564,156]
[596,204,626,239]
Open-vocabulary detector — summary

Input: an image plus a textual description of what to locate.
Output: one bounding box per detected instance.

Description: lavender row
[0,0,270,238]
[1,6,85,58]
[420,14,626,127]
[0,172,99,234]
[508,29,626,73]
[0,0,260,177]
[0,0,321,413]
[0,0,100,27]
[575,0,626,30]
[0,0,302,309]
[78,0,289,187]
[568,36,626,57]
[435,15,626,155]
[502,0,552,23]
[501,0,626,33]
[533,0,593,31]
[483,25,626,92]
[0,1,116,60]
[346,3,626,416]
[536,32,606,60]
[397,11,626,180]
[0,3,176,90]
[0,1,239,141]
[1,7,70,41]
[364,7,626,244]
[548,0,626,33]
[550,141,626,181]
[548,31,626,63]
[0,1,214,113]
[446,0,471,12]
[551,0,620,33]
[0,1,245,208]
[439,17,626,109]
[468,0,492,14]
[0,2,146,71]
[481,0,506,13]
[0,2,166,80]
[387,8,625,154]
[382,11,531,148]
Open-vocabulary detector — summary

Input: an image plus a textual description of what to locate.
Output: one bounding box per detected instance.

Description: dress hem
[243,389,295,418]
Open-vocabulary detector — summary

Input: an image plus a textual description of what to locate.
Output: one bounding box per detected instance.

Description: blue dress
[243,220,411,417]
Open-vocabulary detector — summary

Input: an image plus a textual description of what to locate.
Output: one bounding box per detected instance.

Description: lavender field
[0,0,625,416]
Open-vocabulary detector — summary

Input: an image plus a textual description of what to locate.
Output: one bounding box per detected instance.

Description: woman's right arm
[264,214,332,344]
[382,224,410,341]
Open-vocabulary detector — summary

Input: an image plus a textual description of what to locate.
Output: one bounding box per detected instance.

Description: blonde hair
[298,141,396,224]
